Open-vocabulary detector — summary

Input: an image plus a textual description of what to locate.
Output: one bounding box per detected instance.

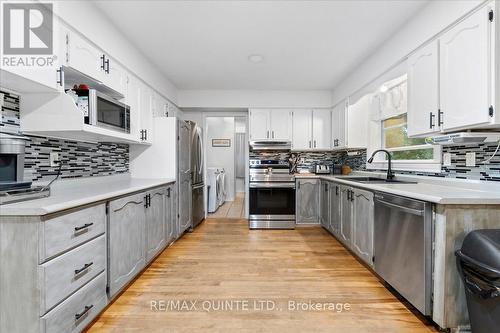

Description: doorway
[205,115,248,219]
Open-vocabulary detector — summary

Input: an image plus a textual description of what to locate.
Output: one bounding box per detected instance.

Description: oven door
[91,91,131,133]
[249,182,295,229]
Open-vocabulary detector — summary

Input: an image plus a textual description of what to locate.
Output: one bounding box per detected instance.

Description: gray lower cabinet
[178,176,192,234]
[296,178,320,224]
[108,192,147,297]
[146,188,166,262]
[165,185,177,245]
[339,185,352,245]
[351,188,374,266]
[320,180,330,229]
[329,182,341,236]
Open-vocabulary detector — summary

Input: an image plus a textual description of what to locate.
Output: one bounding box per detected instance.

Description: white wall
[206,117,236,201]
[331,0,484,105]
[234,117,246,193]
[53,1,178,103]
[178,89,333,108]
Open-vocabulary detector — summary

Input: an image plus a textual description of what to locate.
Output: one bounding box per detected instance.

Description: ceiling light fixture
[248,54,264,63]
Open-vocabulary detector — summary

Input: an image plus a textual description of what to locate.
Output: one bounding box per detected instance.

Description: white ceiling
[93,0,429,91]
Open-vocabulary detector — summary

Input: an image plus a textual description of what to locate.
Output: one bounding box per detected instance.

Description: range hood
[249,140,291,151]
[430,132,500,145]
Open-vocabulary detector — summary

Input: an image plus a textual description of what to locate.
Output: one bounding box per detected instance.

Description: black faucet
[367,149,395,180]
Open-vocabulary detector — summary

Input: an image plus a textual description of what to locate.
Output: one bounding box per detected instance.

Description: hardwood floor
[87,219,438,333]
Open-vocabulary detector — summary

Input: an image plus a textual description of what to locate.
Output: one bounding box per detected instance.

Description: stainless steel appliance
[177,121,192,234]
[314,164,331,174]
[249,140,291,151]
[188,121,205,228]
[74,88,130,133]
[374,192,433,315]
[0,133,50,204]
[249,159,295,229]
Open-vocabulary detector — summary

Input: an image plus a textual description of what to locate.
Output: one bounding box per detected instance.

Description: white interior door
[439,5,492,131]
[270,110,291,140]
[407,40,441,137]
[312,109,332,150]
[292,109,312,150]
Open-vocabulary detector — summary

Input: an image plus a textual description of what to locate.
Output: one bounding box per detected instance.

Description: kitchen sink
[341,177,418,184]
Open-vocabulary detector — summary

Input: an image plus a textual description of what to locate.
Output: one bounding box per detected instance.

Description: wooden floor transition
[208,192,245,219]
[87,218,438,333]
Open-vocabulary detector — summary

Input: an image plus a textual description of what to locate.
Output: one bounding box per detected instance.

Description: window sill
[366,161,442,173]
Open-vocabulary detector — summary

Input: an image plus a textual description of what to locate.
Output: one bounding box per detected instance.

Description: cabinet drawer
[40,204,106,262]
[40,272,107,333]
[40,235,106,314]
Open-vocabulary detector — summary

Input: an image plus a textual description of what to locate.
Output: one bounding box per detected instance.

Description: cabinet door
[320,181,330,229]
[332,102,347,149]
[270,110,291,140]
[165,185,176,245]
[108,192,146,297]
[249,109,270,140]
[65,29,104,82]
[296,178,320,224]
[339,186,352,246]
[291,109,312,150]
[126,75,141,142]
[439,5,493,131]
[146,188,166,262]
[329,182,341,236]
[312,109,332,150]
[104,56,126,96]
[407,40,441,137]
[139,83,154,143]
[351,188,374,266]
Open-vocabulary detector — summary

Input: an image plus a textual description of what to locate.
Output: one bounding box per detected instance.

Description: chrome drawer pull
[75,304,93,321]
[74,262,93,275]
[74,222,93,232]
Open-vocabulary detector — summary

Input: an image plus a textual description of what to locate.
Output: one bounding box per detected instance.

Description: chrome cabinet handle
[56,67,64,86]
[314,140,317,148]
[438,109,444,126]
[75,304,94,321]
[429,112,435,129]
[74,262,93,275]
[74,223,93,232]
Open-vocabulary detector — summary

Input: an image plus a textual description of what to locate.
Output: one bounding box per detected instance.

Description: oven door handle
[249,183,296,189]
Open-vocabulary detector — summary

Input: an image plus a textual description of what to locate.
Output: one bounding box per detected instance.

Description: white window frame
[367,108,442,173]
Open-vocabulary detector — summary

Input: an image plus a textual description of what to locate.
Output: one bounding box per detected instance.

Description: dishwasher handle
[375,198,424,216]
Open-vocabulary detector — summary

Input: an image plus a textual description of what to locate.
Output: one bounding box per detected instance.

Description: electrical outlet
[443,153,452,167]
[466,152,476,167]
[50,152,60,167]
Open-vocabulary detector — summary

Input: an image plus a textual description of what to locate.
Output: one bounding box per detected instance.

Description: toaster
[314,164,331,174]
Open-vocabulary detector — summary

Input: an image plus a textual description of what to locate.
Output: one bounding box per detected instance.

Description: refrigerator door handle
[197,127,204,176]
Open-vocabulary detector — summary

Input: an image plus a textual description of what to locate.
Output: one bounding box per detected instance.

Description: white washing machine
[207,167,223,213]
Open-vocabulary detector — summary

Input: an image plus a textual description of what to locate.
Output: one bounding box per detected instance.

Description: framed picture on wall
[212,139,231,147]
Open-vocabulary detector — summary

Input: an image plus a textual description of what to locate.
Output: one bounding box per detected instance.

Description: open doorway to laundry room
[205,115,248,219]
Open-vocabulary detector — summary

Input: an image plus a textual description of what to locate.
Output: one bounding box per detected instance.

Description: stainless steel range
[249,159,295,229]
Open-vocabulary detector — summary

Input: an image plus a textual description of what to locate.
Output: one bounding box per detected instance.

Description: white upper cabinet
[249,109,271,140]
[103,56,127,96]
[292,109,313,150]
[332,101,346,148]
[407,40,441,137]
[249,109,291,141]
[270,110,292,140]
[139,82,154,144]
[439,4,494,131]
[64,28,105,83]
[312,109,332,150]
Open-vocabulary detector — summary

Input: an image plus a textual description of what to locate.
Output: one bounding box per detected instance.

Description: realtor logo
[2,2,53,55]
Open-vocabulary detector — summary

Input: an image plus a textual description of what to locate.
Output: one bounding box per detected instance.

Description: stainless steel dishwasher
[374,192,433,316]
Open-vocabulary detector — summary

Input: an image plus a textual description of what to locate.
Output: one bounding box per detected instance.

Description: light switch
[465,152,476,167]
[50,152,60,167]
[443,153,452,166]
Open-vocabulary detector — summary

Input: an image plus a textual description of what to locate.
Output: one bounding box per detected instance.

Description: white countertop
[0,174,175,216]
[295,172,500,205]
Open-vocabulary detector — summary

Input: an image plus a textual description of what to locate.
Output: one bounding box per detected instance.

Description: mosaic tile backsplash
[1,89,129,183]
[251,143,500,182]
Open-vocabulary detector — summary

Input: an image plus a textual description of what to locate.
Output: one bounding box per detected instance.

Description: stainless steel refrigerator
[188,121,205,228]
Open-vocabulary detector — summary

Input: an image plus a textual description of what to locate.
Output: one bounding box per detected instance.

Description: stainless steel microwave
[76,89,130,133]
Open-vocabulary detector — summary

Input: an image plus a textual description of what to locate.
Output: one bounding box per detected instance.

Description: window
[364,65,441,172]
[382,113,434,161]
